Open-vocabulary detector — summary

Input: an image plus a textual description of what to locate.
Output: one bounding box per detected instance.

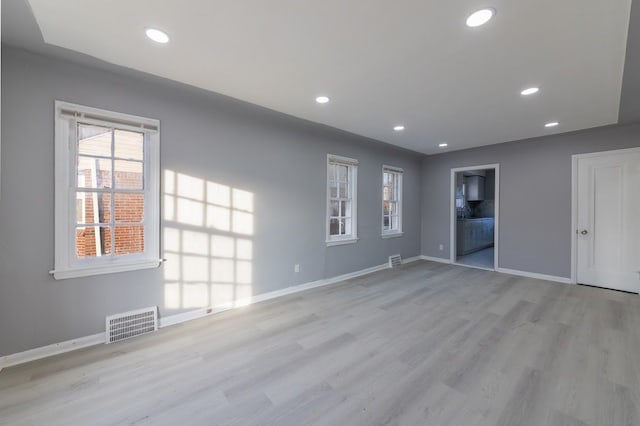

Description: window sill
[381,231,404,239]
[51,259,162,280]
[326,237,359,247]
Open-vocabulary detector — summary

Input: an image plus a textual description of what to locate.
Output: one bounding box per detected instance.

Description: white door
[576,149,640,293]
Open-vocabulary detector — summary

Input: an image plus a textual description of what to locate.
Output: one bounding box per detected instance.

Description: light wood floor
[1,261,639,425]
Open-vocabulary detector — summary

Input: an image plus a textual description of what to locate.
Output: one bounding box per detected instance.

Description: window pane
[387,173,395,188]
[329,218,340,235]
[330,201,339,217]
[114,160,143,189]
[78,124,111,157]
[328,160,356,240]
[76,225,111,258]
[342,218,352,235]
[340,201,347,217]
[391,215,399,230]
[329,180,338,198]
[76,195,84,224]
[77,192,111,224]
[339,181,348,198]
[77,157,112,189]
[328,164,336,181]
[114,193,144,223]
[338,165,348,182]
[114,225,145,255]
[382,170,401,233]
[114,129,144,161]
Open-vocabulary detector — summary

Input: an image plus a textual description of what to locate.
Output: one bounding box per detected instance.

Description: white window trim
[326,154,358,246]
[381,165,403,238]
[52,101,161,280]
[381,231,404,239]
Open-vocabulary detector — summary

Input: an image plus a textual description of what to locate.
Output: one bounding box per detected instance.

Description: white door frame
[450,164,500,271]
[570,146,640,284]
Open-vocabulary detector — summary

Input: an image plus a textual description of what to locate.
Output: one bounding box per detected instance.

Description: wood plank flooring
[1,261,639,425]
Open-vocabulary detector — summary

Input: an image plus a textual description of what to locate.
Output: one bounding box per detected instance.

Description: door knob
[581,230,588,235]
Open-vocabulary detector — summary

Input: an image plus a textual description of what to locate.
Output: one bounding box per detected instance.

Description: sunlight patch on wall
[163,170,254,310]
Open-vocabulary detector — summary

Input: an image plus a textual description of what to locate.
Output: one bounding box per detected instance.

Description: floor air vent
[389,254,402,268]
[106,306,158,344]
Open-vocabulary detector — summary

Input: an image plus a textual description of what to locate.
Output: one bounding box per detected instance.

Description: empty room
[1,0,640,424]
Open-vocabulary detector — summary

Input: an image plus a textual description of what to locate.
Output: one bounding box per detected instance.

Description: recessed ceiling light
[393,125,405,131]
[439,143,449,147]
[545,121,559,128]
[521,87,540,96]
[145,28,170,44]
[466,8,495,28]
[315,96,330,104]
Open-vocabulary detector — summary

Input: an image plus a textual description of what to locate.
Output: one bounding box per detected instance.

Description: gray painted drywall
[421,124,640,278]
[619,0,640,123]
[0,47,422,356]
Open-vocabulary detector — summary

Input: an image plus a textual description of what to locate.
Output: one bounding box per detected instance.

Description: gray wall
[0,47,422,356]
[421,124,640,278]
[619,0,640,123]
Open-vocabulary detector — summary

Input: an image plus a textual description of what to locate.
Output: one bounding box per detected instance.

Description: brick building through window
[75,126,146,258]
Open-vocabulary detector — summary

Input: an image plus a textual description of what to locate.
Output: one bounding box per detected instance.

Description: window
[53,101,160,279]
[326,154,358,245]
[382,165,403,237]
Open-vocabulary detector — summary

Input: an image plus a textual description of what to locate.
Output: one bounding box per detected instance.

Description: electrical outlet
[294,264,300,273]
[439,244,444,251]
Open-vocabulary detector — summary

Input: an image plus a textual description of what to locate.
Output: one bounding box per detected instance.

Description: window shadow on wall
[163,170,254,310]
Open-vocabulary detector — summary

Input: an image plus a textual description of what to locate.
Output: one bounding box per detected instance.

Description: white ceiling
[28,0,632,154]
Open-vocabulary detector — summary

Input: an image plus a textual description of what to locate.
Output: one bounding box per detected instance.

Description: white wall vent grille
[389,254,402,268]
[106,306,158,344]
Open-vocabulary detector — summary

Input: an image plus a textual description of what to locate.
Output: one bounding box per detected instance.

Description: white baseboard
[158,307,214,328]
[496,267,572,284]
[0,261,393,369]
[401,255,423,264]
[419,255,452,264]
[0,332,105,370]
[419,255,571,284]
[453,262,495,272]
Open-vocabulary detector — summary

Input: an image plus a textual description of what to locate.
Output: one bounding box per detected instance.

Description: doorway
[572,148,640,293]
[450,164,499,270]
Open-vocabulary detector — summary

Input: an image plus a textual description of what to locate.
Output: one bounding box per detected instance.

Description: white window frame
[326,154,358,246]
[381,165,403,238]
[52,101,161,280]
